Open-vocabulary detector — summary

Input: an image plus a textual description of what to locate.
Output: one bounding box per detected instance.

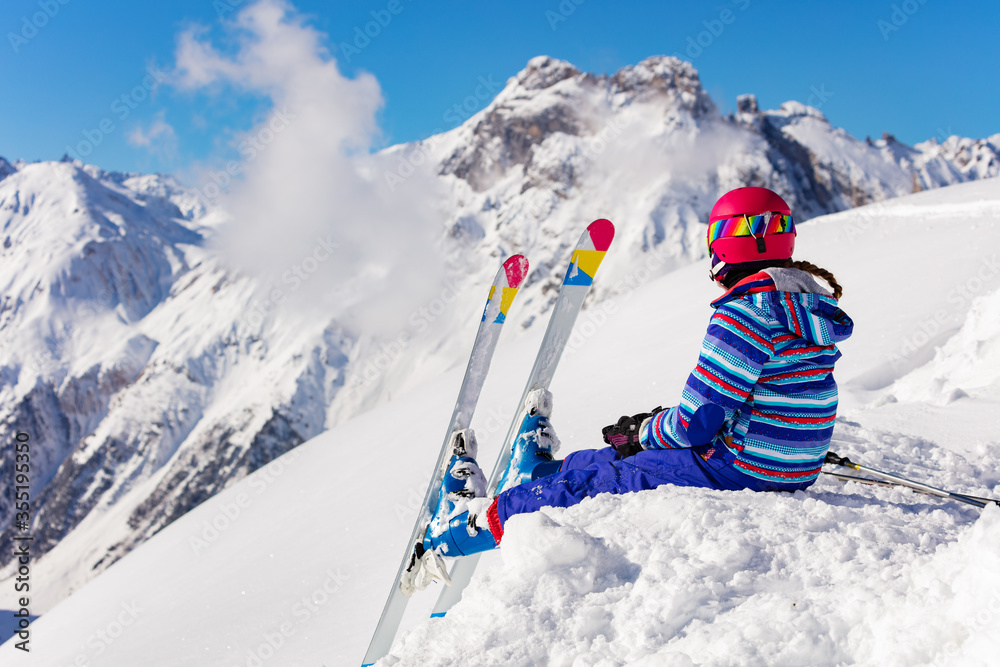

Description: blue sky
[2,0,998,176]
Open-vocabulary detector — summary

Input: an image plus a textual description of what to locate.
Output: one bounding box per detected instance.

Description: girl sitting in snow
[412,186,854,572]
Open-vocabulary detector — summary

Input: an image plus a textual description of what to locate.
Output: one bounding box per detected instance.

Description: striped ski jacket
[640,268,854,490]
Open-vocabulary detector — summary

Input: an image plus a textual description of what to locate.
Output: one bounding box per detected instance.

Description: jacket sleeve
[641,301,774,450]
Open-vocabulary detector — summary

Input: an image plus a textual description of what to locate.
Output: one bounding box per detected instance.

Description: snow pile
[385,422,1000,666]
[890,285,1000,404]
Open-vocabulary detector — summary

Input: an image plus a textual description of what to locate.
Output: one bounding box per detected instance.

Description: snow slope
[3,178,999,666]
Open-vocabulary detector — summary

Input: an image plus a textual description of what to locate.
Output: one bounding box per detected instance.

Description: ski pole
[821,470,1000,507]
[823,451,1000,509]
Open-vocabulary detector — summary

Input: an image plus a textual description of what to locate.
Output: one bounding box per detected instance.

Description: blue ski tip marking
[562,263,594,286]
[430,611,447,618]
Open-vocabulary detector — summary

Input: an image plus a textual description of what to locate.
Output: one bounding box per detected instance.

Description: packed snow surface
[3,179,1000,665]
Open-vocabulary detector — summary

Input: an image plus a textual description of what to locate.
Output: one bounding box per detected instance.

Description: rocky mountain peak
[609,56,717,121]
[514,55,581,91]
[610,55,698,93]
[442,55,722,192]
[736,93,759,115]
[769,101,830,123]
[0,156,15,183]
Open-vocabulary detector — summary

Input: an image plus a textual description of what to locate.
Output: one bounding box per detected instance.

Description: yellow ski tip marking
[500,286,519,315]
[571,249,607,279]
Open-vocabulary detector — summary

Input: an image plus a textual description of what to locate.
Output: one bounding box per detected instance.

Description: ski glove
[602,407,664,458]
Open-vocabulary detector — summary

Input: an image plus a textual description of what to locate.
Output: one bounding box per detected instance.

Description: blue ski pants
[492,443,774,532]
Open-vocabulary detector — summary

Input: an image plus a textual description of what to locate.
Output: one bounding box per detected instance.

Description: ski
[361,254,529,667]
[431,218,615,618]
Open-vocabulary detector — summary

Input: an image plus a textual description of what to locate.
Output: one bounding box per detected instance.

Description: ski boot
[425,428,486,545]
[401,429,494,595]
[494,388,561,494]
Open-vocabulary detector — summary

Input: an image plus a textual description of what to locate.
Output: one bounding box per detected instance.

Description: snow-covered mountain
[0,159,354,597]
[415,55,998,294]
[2,177,998,666]
[1,55,998,612]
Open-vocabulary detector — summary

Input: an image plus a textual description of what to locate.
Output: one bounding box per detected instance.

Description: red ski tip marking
[502,254,529,288]
[587,219,615,251]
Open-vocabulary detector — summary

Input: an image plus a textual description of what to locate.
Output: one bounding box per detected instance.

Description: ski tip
[562,220,614,286]
[587,219,615,252]
[502,254,530,289]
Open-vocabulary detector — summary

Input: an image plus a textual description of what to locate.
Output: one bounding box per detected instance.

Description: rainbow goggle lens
[706,212,795,253]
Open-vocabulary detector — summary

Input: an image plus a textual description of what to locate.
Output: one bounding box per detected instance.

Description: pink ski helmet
[707,187,796,280]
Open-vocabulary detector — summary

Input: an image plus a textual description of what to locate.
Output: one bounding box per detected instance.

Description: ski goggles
[706,212,795,253]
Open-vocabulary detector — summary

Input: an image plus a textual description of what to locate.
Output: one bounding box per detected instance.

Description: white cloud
[128,111,179,161]
[171,0,445,334]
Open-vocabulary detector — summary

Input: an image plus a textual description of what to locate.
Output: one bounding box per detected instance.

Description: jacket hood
[711,268,853,346]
